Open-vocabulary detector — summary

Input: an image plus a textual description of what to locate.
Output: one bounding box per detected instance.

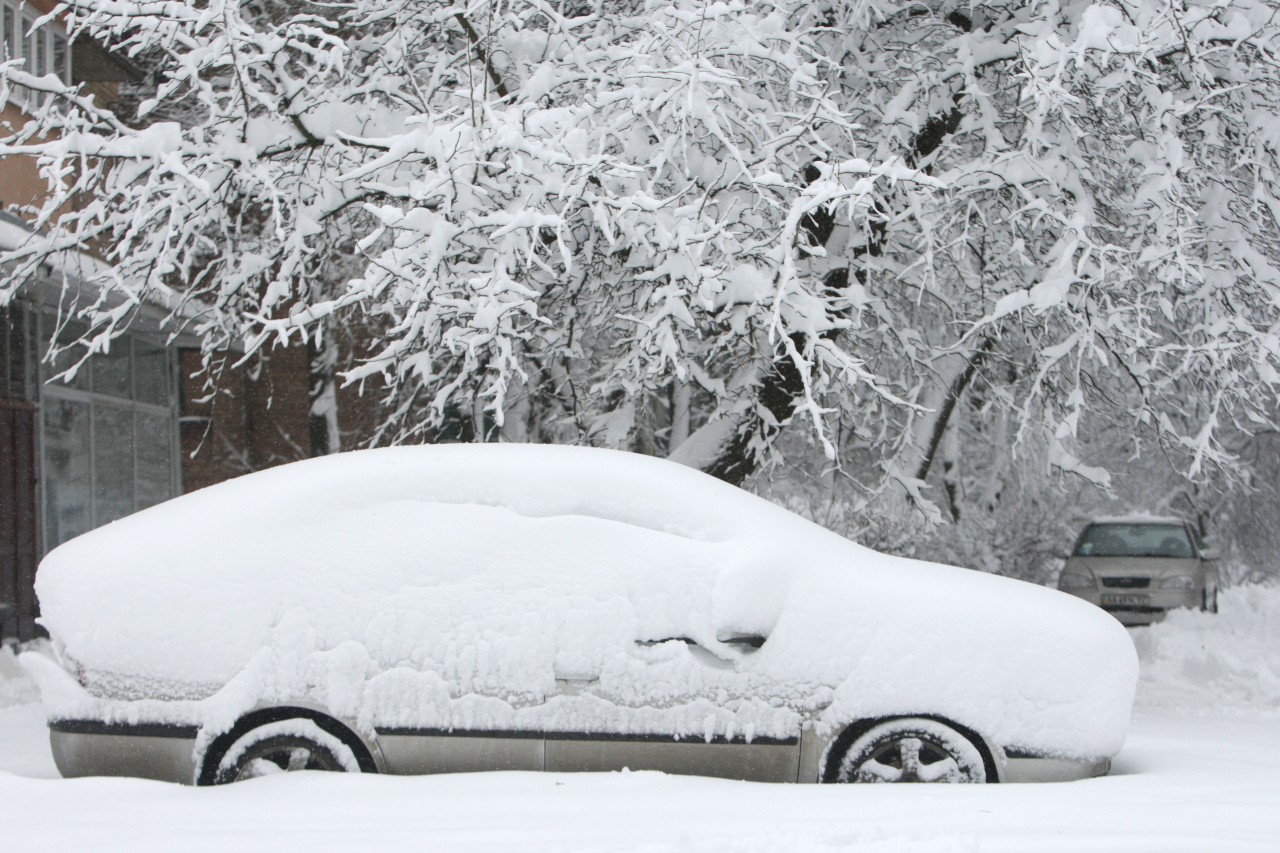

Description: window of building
[38,316,180,551]
[1,7,17,66]
[1,1,72,109]
[51,26,64,81]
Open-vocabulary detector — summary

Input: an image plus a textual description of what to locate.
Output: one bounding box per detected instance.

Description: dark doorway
[0,398,38,641]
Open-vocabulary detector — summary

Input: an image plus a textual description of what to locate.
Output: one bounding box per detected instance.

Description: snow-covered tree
[3,0,1279,512]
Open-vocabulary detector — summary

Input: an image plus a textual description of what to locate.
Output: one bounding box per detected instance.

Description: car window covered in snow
[1074,524,1192,558]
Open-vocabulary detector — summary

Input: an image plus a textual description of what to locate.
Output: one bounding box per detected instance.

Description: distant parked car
[1058,517,1220,626]
[25,445,1136,786]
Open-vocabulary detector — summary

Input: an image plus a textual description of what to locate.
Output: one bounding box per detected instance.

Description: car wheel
[211,718,361,784]
[1203,587,1219,614]
[834,718,987,784]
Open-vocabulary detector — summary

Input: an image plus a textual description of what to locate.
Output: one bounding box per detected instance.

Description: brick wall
[179,345,313,493]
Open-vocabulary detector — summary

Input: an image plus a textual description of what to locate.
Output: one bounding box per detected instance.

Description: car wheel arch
[196,705,381,785]
[818,714,1001,784]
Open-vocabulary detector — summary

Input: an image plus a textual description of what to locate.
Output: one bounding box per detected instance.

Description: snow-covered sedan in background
[1058,517,1221,626]
[24,445,1137,786]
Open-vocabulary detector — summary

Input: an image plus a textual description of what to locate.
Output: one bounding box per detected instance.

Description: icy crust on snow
[31,445,1136,759]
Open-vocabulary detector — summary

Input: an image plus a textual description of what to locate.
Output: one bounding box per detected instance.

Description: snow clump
[1132,583,1280,715]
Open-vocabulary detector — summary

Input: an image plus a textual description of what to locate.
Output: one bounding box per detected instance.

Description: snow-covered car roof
[1085,515,1188,526]
[34,444,1137,760]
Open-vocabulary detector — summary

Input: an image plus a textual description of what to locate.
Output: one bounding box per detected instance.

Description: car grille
[1101,576,1151,589]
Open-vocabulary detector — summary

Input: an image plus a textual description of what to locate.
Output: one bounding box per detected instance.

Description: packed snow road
[1,586,1278,852]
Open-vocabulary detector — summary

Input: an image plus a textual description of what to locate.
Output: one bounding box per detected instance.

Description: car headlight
[1058,573,1095,590]
[1159,575,1195,589]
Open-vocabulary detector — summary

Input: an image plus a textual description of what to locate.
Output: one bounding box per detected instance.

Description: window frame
[2,1,73,111]
[1,6,18,68]
[37,314,182,553]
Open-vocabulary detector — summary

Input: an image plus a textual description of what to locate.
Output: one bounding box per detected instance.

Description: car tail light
[52,641,88,686]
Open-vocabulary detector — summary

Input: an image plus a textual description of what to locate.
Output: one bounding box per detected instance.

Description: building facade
[0,247,317,642]
[1,2,317,640]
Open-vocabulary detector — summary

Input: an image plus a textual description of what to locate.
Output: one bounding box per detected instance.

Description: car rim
[836,719,987,784]
[231,736,343,782]
[851,735,969,783]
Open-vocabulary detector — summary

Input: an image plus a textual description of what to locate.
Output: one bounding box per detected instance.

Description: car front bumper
[1000,753,1111,782]
[49,719,199,785]
[1061,588,1202,626]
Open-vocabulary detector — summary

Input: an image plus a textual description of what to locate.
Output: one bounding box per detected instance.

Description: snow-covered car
[24,445,1137,786]
[1057,518,1220,626]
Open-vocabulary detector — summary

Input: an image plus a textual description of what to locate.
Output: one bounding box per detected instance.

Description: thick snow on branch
[2,0,1279,489]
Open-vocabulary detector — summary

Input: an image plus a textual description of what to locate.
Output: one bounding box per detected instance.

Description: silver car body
[1058,518,1220,626]
[44,703,1110,785]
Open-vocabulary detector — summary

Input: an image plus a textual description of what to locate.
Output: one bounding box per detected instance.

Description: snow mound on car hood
[33,444,1135,758]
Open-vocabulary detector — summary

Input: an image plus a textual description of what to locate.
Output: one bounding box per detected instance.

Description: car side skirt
[375,728,801,781]
[49,720,198,784]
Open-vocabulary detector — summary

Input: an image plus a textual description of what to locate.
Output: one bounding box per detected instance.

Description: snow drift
[1133,584,1280,714]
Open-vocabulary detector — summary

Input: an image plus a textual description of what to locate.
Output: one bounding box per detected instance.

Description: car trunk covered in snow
[27,445,1136,768]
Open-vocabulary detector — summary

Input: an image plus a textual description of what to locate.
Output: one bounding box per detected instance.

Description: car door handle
[554,673,599,686]
[716,633,767,650]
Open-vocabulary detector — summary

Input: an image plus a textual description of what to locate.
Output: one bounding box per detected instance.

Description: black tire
[1203,587,1219,614]
[210,718,361,785]
[833,717,987,784]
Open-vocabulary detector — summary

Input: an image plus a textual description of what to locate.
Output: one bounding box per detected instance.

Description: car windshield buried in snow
[23,445,1137,786]
[1057,518,1220,626]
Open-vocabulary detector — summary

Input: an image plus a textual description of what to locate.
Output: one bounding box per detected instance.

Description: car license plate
[1101,593,1149,607]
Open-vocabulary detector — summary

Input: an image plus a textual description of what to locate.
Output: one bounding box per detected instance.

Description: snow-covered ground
[1,585,1278,852]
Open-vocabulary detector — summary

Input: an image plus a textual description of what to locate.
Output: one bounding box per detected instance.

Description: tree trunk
[915,337,995,484]
[678,9,979,486]
[669,380,691,452]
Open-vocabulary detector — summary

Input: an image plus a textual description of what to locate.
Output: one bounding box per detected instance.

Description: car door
[543,640,801,781]
[368,504,667,776]
[368,582,550,775]
[542,563,803,782]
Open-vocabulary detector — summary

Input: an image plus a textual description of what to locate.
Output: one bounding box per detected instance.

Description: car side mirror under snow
[635,634,767,650]
[716,632,767,650]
